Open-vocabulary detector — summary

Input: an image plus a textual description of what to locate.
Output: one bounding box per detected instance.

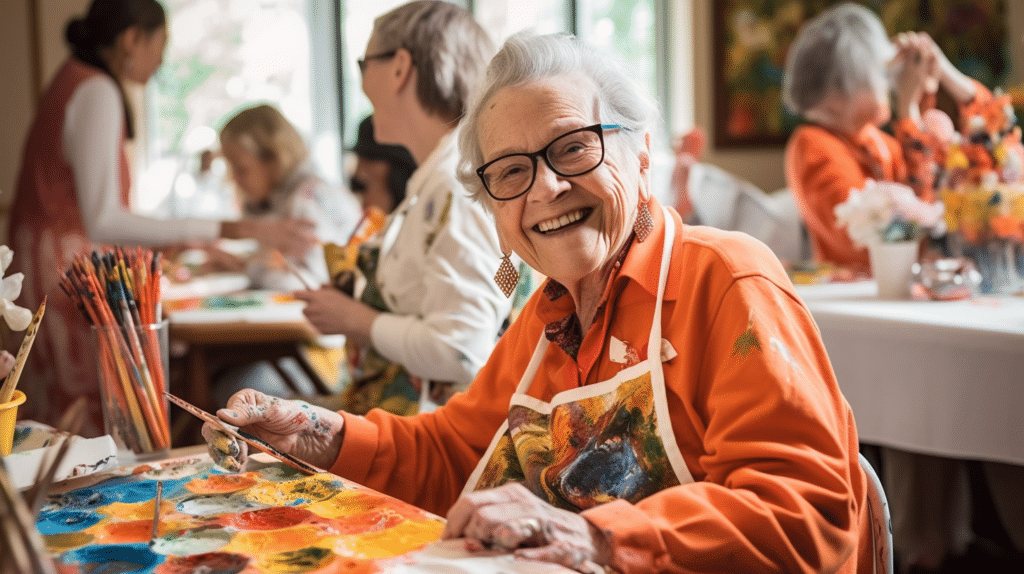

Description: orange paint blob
[223,524,331,555]
[327,509,405,535]
[93,520,153,544]
[185,472,259,494]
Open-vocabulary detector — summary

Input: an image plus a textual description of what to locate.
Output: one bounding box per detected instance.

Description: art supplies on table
[4,421,118,491]
[165,392,325,475]
[0,297,47,405]
[59,247,170,457]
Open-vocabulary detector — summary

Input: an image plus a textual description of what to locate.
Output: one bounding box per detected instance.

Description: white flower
[834,180,943,247]
[0,245,31,331]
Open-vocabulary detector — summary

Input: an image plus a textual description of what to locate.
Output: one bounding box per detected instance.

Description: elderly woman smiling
[206,32,874,573]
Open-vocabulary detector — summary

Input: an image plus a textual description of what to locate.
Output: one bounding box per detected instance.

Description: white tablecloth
[794,281,1024,465]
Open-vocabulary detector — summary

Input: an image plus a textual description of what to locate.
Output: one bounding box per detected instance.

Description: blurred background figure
[5,0,316,435]
[219,103,362,290]
[349,115,416,215]
[295,1,513,415]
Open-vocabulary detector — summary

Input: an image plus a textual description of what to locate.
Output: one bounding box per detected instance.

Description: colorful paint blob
[177,493,268,516]
[185,472,259,494]
[42,531,94,552]
[227,506,315,530]
[56,542,164,572]
[154,552,250,574]
[245,474,344,506]
[39,456,444,573]
[37,509,103,534]
[151,526,233,556]
[255,547,337,573]
[93,520,155,544]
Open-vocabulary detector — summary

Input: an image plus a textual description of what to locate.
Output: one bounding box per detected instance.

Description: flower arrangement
[0,246,31,332]
[834,179,945,248]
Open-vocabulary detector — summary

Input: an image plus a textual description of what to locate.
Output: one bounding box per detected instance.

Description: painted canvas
[712,0,1008,148]
[37,453,444,573]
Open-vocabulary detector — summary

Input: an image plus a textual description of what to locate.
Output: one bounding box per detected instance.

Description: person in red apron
[205,31,875,573]
[7,0,317,434]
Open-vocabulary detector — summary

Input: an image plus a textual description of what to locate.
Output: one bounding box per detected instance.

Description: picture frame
[711,0,1008,149]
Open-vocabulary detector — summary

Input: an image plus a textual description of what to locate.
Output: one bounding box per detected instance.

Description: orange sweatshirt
[331,201,871,573]
[786,82,1003,271]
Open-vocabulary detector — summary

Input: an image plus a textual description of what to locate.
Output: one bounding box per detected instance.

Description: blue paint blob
[58,543,164,573]
[43,489,110,512]
[36,510,102,534]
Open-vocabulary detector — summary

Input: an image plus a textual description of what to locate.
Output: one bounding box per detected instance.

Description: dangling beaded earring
[494,253,520,298]
[634,200,654,242]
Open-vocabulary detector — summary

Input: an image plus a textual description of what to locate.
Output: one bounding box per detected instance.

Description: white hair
[457,31,660,207]
[781,2,895,116]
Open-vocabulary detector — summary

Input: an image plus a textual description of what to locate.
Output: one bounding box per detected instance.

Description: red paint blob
[228,506,315,530]
[155,552,250,574]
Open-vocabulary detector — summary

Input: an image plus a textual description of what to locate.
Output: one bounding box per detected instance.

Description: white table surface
[794,281,1024,465]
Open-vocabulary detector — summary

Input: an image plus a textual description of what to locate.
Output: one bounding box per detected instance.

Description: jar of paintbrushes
[61,247,171,460]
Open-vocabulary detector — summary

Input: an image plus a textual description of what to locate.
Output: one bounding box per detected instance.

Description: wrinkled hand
[293,287,379,346]
[442,483,611,573]
[248,217,318,259]
[892,32,939,102]
[201,390,344,472]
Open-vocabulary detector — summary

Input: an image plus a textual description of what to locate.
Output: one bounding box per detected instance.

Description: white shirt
[64,75,221,245]
[246,171,362,292]
[368,130,510,387]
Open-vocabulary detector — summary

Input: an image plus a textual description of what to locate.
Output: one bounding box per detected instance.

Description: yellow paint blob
[245,475,341,507]
[221,524,330,555]
[255,546,337,573]
[331,519,443,559]
[43,531,94,552]
[304,490,379,519]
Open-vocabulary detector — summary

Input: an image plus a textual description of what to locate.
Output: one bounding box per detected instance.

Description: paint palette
[38,453,445,573]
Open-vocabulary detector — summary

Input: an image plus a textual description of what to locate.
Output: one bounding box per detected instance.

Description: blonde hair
[219,104,308,182]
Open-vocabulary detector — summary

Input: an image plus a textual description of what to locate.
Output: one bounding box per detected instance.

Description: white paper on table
[3,422,119,490]
[390,540,578,573]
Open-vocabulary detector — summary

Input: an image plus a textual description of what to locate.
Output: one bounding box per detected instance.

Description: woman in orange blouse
[782,3,979,272]
[204,31,876,573]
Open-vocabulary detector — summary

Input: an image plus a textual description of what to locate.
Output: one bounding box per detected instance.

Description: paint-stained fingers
[516,543,604,574]
[490,517,553,551]
[443,482,536,539]
[202,425,246,472]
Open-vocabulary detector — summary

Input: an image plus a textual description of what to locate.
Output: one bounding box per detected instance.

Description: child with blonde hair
[220,104,361,289]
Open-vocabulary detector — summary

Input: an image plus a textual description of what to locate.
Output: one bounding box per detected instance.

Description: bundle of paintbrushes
[59,247,170,456]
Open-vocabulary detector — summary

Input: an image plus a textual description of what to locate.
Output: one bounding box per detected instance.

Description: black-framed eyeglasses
[476,124,624,201]
[357,50,397,74]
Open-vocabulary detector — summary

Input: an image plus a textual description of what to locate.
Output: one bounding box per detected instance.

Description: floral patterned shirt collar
[536,198,677,360]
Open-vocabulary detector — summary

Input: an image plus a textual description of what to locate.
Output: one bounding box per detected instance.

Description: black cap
[351,115,416,171]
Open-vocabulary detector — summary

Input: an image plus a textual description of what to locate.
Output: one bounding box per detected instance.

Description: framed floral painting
[712,0,1008,149]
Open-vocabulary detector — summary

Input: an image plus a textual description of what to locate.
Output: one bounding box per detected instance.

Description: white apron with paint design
[463,208,693,510]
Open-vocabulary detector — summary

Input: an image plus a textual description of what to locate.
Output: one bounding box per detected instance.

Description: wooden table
[164,278,333,444]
